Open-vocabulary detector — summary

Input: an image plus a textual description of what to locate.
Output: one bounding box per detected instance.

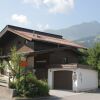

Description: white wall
[48,69,54,89]
[73,68,98,92]
[48,68,98,92]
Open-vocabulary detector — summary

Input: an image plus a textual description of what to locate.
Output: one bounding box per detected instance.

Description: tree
[8,46,21,79]
[87,43,100,71]
[0,60,5,74]
[7,47,49,97]
[78,49,88,65]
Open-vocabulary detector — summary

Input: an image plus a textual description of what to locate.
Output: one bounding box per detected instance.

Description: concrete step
[0,75,9,87]
[0,82,8,87]
[0,86,14,98]
[0,97,12,100]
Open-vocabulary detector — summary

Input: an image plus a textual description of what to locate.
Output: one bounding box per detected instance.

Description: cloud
[22,0,75,13]
[43,0,74,13]
[11,14,28,24]
[36,24,49,31]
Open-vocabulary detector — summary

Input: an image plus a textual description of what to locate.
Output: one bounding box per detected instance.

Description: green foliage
[0,60,7,74]
[78,49,88,65]
[87,43,100,70]
[0,61,3,68]
[9,81,16,89]
[10,46,21,76]
[10,72,49,97]
[36,80,49,96]
[0,61,4,73]
[8,46,49,97]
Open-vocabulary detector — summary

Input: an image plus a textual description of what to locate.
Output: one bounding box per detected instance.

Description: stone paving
[63,93,100,100]
[49,90,82,98]
[50,89,100,100]
[0,89,100,100]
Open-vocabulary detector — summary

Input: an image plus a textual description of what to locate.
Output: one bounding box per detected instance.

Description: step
[0,86,15,98]
[0,75,9,87]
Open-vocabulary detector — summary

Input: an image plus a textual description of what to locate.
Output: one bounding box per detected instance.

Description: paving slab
[63,93,100,100]
[1,89,100,100]
[49,90,82,98]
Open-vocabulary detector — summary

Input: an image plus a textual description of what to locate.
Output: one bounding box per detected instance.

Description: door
[54,70,72,90]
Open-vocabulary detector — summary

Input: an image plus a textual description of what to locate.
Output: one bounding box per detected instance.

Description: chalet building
[0,25,98,92]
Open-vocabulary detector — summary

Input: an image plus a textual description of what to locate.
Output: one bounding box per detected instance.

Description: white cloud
[11,14,28,24]
[36,24,49,31]
[43,0,74,13]
[22,0,75,13]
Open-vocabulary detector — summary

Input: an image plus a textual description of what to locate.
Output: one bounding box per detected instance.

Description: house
[0,25,98,92]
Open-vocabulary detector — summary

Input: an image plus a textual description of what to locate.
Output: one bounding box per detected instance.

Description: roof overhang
[0,25,87,49]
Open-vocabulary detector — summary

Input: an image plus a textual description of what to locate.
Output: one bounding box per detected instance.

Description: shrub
[36,80,49,96]
[10,72,49,97]
[8,47,49,97]
[9,81,16,89]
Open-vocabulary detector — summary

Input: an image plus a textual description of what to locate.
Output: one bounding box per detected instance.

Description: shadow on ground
[85,89,100,94]
[14,96,62,100]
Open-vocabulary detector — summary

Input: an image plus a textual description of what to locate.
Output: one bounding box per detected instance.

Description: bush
[36,80,49,96]
[10,72,49,97]
[9,81,16,89]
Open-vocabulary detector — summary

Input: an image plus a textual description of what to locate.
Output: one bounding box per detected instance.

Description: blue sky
[0,0,100,31]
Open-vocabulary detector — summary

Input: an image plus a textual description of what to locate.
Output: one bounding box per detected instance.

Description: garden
[0,47,49,97]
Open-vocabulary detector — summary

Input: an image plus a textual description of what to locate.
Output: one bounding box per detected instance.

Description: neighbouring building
[0,25,98,92]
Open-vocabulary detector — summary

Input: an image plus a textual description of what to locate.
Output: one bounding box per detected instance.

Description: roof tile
[9,28,86,49]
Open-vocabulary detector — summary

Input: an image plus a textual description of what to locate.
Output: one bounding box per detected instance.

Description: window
[64,57,69,64]
[36,60,47,63]
[25,40,29,44]
[18,41,21,45]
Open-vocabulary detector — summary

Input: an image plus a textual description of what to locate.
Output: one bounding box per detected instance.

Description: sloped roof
[0,25,86,49]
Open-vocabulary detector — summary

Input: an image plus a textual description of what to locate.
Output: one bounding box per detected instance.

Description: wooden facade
[0,25,85,80]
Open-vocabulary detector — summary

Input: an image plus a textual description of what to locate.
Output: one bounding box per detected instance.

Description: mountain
[45,21,100,40]
[75,34,100,47]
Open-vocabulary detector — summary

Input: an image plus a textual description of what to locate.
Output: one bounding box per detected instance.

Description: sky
[0,0,100,31]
